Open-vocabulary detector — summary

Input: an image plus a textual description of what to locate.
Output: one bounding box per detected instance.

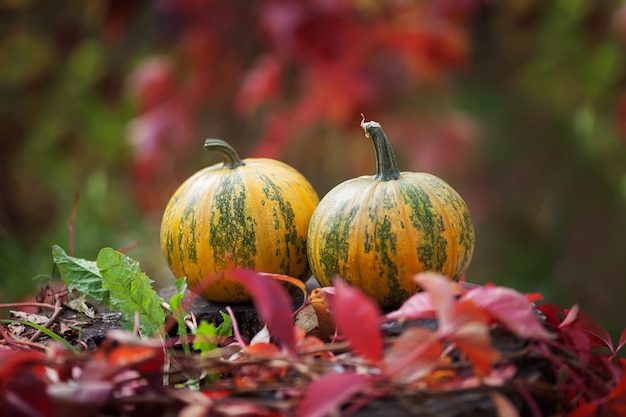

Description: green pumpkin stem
[204,139,245,169]
[360,118,401,181]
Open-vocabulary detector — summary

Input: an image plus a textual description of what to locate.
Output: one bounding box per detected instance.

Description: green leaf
[170,277,190,354]
[216,311,233,338]
[169,277,187,315]
[193,320,217,355]
[52,244,109,304]
[192,313,232,357]
[97,247,165,337]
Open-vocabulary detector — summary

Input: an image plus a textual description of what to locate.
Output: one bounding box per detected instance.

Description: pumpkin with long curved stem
[307,119,475,308]
[160,139,319,303]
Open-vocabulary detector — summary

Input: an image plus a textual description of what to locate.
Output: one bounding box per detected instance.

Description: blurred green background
[1,0,625,339]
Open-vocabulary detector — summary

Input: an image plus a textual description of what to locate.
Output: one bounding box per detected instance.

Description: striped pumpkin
[160,139,319,303]
[307,120,475,309]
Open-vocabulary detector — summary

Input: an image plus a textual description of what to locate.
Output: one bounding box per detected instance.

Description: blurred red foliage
[124,0,479,213]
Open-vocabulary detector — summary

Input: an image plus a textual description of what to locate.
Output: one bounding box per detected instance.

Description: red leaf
[333,279,383,363]
[462,286,552,340]
[234,55,282,116]
[574,310,613,350]
[570,372,626,417]
[615,328,626,355]
[0,350,52,417]
[0,350,46,381]
[536,303,566,329]
[559,304,580,328]
[385,292,436,322]
[414,272,456,334]
[229,268,297,356]
[295,372,371,417]
[525,292,543,303]
[453,298,492,327]
[244,342,282,357]
[451,321,500,376]
[92,329,165,373]
[202,390,231,400]
[6,372,54,417]
[259,271,308,308]
[409,275,503,376]
[607,369,626,403]
[560,327,592,364]
[251,112,292,159]
[102,345,164,373]
[383,327,441,383]
[127,57,176,113]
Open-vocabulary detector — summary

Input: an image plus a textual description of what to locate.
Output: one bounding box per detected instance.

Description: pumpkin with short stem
[307,119,475,309]
[160,139,320,303]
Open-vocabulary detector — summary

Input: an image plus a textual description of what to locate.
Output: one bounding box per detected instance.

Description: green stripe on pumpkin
[181,194,199,264]
[369,205,410,307]
[419,174,475,276]
[259,172,299,271]
[399,180,448,272]
[316,204,357,279]
[209,172,257,268]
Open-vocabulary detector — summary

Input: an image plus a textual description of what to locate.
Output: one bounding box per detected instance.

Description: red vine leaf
[525,292,543,303]
[412,274,501,375]
[333,279,383,363]
[229,268,297,356]
[383,327,441,383]
[573,310,613,350]
[251,112,292,159]
[567,371,626,417]
[295,372,371,417]
[0,350,52,417]
[414,272,456,334]
[259,271,308,310]
[385,292,435,322]
[0,350,46,381]
[615,328,626,356]
[462,286,552,341]
[234,54,282,117]
[560,326,592,364]
[244,342,282,357]
[450,320,500,377]
[607,371,626,405]
[536,303,566,329]
[559,304,580,328]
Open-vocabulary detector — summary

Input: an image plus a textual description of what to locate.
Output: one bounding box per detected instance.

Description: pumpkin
[160,139,320,303]
[307,119,475,308]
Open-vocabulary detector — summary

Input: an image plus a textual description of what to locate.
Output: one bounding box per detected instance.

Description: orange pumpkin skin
[160,139,319,303]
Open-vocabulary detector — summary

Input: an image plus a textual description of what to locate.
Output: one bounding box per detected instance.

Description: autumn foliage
[2,268,625,417]
[125,0,476,212]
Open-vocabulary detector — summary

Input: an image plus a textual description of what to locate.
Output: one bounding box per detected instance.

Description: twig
[225,306,246,347]
[28,296,64,343]
[118,241,139,253]
[0,302,56,310]
[0,325,50,353]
